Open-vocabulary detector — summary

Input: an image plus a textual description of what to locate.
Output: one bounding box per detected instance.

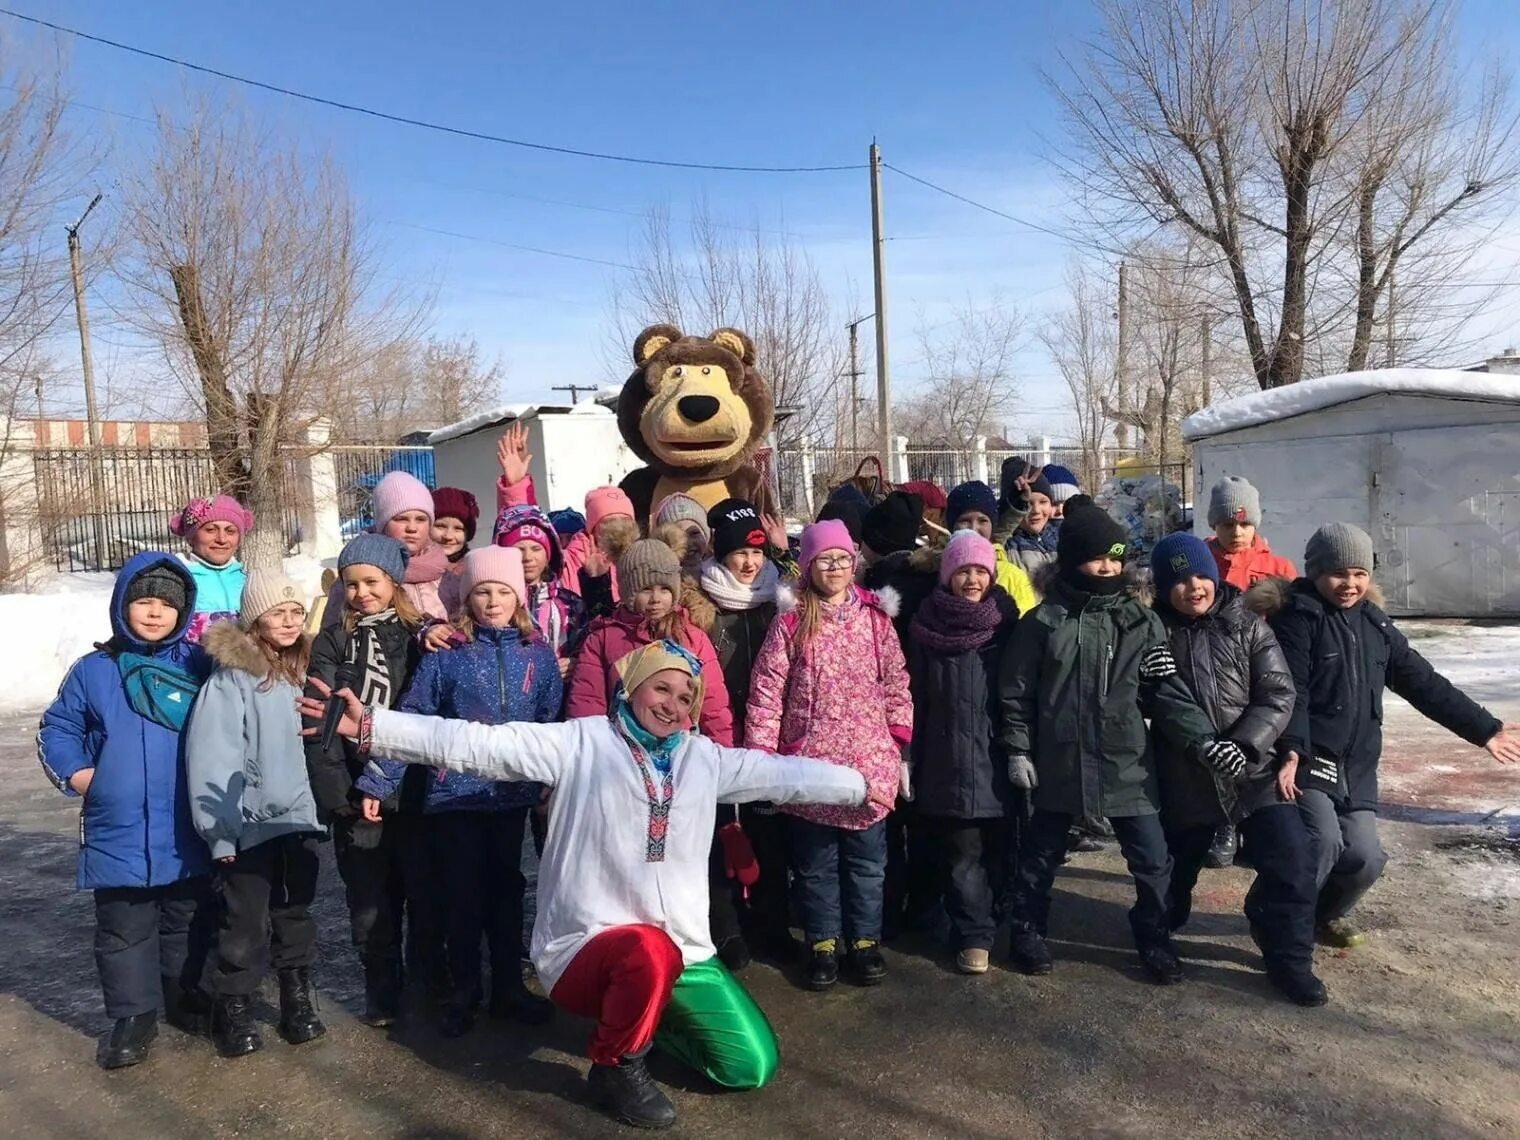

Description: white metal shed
[428,401,641,526]
[1181,369,1520,617]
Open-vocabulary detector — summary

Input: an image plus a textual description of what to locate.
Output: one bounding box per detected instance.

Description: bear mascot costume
[616,323,776,525]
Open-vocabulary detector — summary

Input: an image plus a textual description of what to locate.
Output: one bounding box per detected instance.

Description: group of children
[36,438,1519,1131]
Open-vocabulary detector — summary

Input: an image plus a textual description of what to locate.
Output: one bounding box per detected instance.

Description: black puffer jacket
[1154,585,1295,829]
[707,601,776,747]
[906,589,1020,820]
[861,548,935,646]
[1250,577,1500,812]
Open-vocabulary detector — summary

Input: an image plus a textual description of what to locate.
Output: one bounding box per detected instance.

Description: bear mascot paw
[616,323,776,525]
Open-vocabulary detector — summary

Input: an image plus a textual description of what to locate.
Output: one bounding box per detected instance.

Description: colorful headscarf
[611,638,706,717]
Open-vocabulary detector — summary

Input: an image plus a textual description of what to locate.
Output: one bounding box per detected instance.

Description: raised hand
[761,512,790,552]
[582,545,610,579]
[497,421,533,485]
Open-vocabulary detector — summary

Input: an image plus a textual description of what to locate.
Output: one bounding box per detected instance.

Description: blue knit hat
[1151,532,1219,601]
[548,507,586,539]
[338,533,410,584]
[946,480,998,528]
[1043,464,1081,504]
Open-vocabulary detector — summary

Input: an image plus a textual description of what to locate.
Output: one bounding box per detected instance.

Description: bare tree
[333,333,504,441]
[609,203,843,448]
[1039,263,1118,489]
[899,298,1023,458]
[1049,0,1518,389]
[119,100,419,568]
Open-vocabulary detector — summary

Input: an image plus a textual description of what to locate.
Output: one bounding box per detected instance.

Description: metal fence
[33,444,436,572]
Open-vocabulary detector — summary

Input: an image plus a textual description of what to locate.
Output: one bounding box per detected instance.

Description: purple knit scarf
[910,586,1006,653]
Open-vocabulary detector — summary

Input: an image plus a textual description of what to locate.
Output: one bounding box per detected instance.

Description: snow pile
[0,555,338,714]
[1182,368,1520,441]
[428,403,539,445]
[1094,471,1186,556]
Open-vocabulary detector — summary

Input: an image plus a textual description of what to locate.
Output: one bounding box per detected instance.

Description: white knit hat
[239,571,307,628]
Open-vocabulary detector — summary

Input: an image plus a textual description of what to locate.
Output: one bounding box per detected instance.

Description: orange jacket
[1207,534,1297,591]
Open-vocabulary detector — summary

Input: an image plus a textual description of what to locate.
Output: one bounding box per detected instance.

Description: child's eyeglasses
[814,554,856,570]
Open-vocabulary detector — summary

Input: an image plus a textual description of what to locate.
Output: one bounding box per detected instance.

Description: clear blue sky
[14,0,1520,437]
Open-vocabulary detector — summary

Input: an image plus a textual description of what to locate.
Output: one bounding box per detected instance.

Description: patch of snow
[1182,368,1520,441]
[1387,622,1520,717]
[427,403,542,444]
[1455,857,1520,901]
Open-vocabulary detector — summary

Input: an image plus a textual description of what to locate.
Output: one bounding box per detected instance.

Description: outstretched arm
[713,745,871,808]
[1385,625,1513,760]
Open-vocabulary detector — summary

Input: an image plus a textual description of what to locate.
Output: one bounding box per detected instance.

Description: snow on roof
[428,400,615,444]
[1182,368,1520,441]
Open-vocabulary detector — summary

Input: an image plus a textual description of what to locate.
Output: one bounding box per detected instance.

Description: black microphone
[320,664,363,753]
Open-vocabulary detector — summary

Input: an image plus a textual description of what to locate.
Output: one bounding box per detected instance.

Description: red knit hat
[431,487,480,541]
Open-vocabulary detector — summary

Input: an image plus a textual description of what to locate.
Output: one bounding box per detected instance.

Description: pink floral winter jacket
[745,584,912,830]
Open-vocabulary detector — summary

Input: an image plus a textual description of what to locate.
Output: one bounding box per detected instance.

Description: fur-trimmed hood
[1245,575,1385,618]
[202,619,310,678]
[1031,559,1151,605]
[776,582,900,618]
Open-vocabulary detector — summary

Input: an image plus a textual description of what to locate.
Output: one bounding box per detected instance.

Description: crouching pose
[1149,534,1323,1006]
[303,640,881,1131]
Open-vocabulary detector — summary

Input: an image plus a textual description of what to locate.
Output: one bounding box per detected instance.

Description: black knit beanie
[862,491,924,556]
[817,499,864,544]
[1056,504,1129,571]
[708,498,768,562]
[125,564,189,613]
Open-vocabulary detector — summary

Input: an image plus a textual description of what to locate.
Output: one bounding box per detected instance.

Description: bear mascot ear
[710,327,756,367]
[634,324,684,366]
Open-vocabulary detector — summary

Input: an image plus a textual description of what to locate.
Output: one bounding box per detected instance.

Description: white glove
[1202,740,1248,778]
[898,760,913,802]
[1140,644,1177,683]
[1008,754,1038,790]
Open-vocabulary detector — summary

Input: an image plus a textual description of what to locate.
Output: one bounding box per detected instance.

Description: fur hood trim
[680,576,717,634]
[908,542,942,574]
[1030,559,1150,603]
[203,619,310,677]
[1246,574,1385,617]
[776,582,900,619]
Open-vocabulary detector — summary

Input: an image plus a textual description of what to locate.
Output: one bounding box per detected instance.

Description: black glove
[1201,740,1248,779]
[999,457,1033,512]
[1139,644,1177,683]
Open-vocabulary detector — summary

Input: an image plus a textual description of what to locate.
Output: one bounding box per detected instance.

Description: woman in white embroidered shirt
[302,639,879,1131]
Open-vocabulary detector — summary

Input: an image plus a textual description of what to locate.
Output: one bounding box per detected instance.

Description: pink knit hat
[939,530,997,587]
[371,471,435,532]
[799,519,855,574]
[585,486,636,532]
[460,545,527,607]
[170,495,254,538]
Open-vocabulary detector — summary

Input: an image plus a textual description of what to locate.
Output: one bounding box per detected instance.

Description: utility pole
[1200,316,1212,409]
[67,193,108,568]
[844,313,875,456]
[551,383,595,405]
[1114,260,1130,450]
[1384,266,1397,368]
[868,142,893,471]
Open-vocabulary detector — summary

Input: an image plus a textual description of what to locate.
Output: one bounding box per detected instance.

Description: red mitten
[718,821,760,890]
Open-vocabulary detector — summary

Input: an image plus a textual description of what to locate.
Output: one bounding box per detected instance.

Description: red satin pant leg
[549,925,685,1065]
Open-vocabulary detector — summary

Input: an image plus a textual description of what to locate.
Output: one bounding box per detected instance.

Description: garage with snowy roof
[1182,369,1520,617]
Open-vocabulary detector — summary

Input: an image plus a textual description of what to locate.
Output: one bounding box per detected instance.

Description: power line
[0,7,864,174]
[883,162,1073,243]
[377,218,640,270]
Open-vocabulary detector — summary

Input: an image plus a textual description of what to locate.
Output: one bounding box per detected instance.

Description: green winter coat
[998,571,1215,820]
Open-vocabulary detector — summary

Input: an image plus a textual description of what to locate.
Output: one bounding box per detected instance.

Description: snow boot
[361,957,402,1028]
[1137,942,1185,986]
[161,974,210,1037]
[587,1051,677,1130]
[846,939,887,986]
[956,948,990,975]
[804,939,839,991]
[277,968,326,1045]
[488,974,553,1026]
[99,1012,157,1070]
[1008,930,1053,975]
[211,994,262,1058]
[1268,967,1329,1007]
[1315,918,1367,949]
[1204,824,1236,869]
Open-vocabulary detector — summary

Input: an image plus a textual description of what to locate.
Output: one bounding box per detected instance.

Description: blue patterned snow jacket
[357,624,562,812]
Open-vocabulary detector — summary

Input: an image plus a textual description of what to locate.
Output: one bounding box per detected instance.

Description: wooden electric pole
[66,193,108,566]
[845,313,874,456]
[551,383,595,405]
[1114,261,1130,450]
[1200,316,1212,409]
[869,143,892,470]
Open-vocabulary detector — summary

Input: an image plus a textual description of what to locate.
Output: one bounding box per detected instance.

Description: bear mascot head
[615,323,775,525]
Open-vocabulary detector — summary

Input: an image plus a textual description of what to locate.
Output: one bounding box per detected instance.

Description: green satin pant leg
[654,957,780,1089]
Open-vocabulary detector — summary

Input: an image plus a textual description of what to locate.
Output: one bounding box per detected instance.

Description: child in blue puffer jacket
[38,552,215,1070]
[359,545,561,1037]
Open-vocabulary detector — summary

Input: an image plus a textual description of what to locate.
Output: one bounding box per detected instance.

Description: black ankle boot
[1138,942,1185,986]
[211,994,262,1058]
[277,968,326,1044]
[1268,966,1329,1007]
[1008,930,1054,975]
[440,994,477,1039]
[804,940,839,991]
[361,958,401,1028]
[99,1012,158,1070]
[845,940,887,986]
[488,975,554,1026]
[161,975,210,1036]
[587,1051,677,1129]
